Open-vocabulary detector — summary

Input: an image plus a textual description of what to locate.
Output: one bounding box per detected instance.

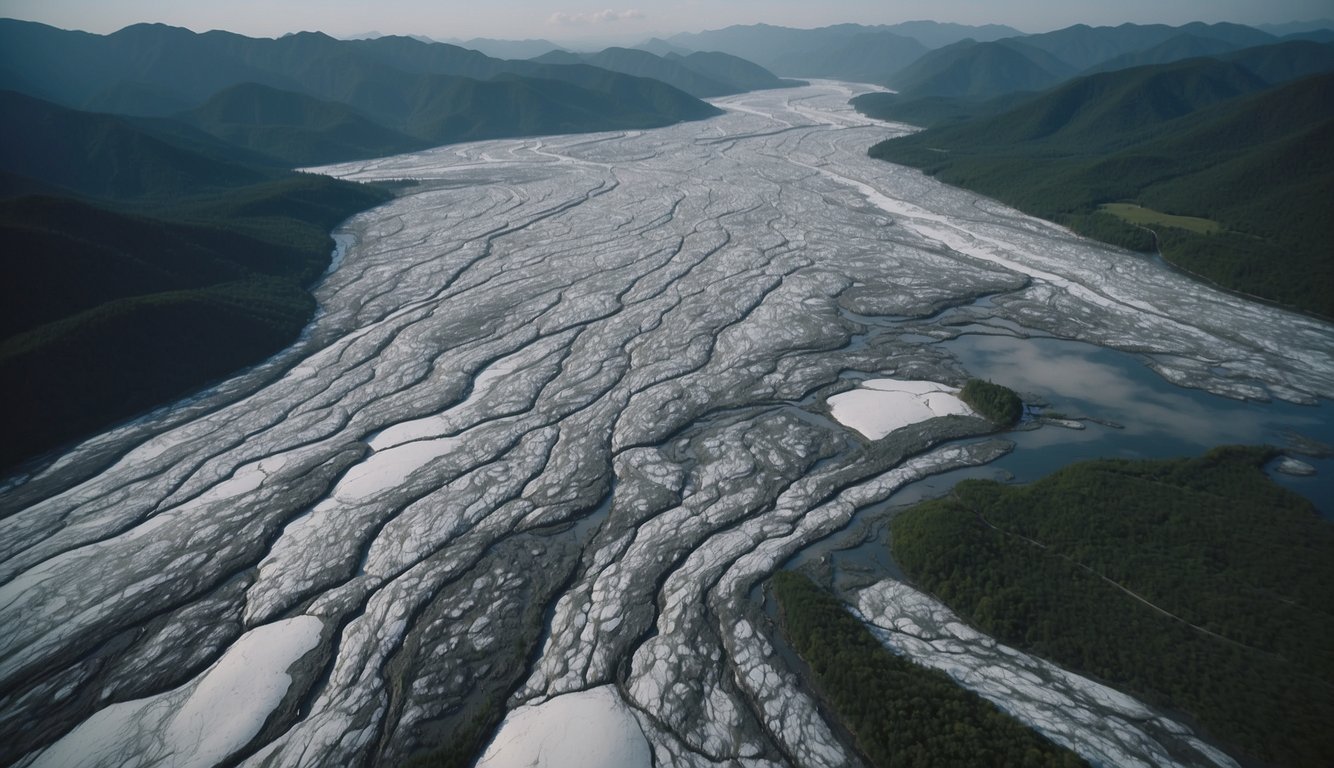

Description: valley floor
[2,82,1331,768]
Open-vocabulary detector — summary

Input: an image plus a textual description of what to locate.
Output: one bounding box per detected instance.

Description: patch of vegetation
[403,694,504,768]
[890,446,1334,767]
[771,570,1086,767]
[851,91,1029,128]
[1099,203,1220,235]
[960,379,1023,426]
[1057,210,1157,252]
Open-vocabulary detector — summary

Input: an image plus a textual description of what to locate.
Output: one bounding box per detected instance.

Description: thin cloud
[549,9,646,26]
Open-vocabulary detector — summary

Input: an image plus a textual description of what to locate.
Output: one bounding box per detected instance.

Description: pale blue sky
[0,0,1329,44]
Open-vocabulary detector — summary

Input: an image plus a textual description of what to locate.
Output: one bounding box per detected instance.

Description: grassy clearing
[1099,203,1221,235]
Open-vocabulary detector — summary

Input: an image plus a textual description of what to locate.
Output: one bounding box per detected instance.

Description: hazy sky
[1,0,1329,43]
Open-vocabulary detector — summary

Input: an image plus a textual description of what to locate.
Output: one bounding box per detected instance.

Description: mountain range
[664,21,1021,79]
[657,19,1329,92]
[0,19,730,165]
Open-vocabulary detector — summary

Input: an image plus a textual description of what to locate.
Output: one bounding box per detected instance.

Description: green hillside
[928,58,1269,148]
[890,446,1334,767]
[0,92,391,470]
[887,40,1073,100]
[1085,33,1244,73]
[849,90,1027,128]
[181,82,425,166]
[869,52,1334,315]
[852,25,1318,128]
[674,51,800,91]
[1,90,269,200]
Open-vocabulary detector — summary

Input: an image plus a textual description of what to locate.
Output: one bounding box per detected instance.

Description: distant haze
[0,0,1330,44]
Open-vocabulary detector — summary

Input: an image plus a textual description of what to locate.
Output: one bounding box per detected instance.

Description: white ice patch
[475,685,651,768]
[333,435,464,501]
[828,378,972,439]
[26,616,322,768]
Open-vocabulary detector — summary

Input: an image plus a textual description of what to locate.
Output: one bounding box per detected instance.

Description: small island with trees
[959,378,1023,426]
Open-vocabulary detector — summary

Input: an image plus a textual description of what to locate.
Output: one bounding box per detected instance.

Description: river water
[1,82,1330,768]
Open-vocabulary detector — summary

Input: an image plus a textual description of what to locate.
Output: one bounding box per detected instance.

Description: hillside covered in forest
[865,42,1334,315]
[0,89,393,469]
[890,446,1334,767]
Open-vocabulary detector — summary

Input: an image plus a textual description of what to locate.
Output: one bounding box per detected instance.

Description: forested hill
[0,89,392,471]
[0,19,722,166]
[867,44,1334,316]
[884,38,1076,100]
[890,446,1334,767]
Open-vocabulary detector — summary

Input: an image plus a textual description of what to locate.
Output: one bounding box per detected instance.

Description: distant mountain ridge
[1013,21,1276,72]
[887,39,1077,99]
[450,37,567,59]
[1256,19,1334,37]
[849,21,1314,130]
[768,31,928,85]
[634,37,693,57]
[658,20,1290,89]
[530,46,797,97]
[0,19,723,165]
[663,22,1022,82]
[882,22,1283,101]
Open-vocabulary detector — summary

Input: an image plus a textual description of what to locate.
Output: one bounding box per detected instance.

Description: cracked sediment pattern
[2,82,1332,768]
